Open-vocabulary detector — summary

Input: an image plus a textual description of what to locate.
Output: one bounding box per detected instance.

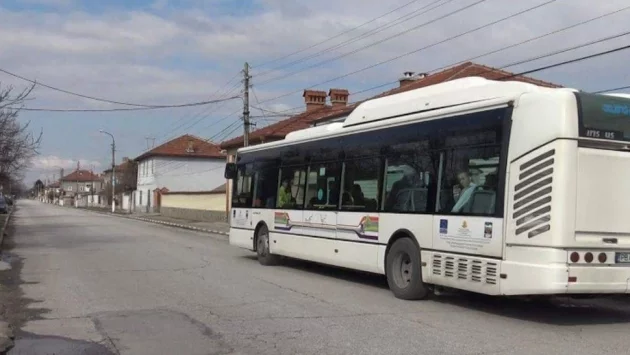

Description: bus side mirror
[224,163,237,179]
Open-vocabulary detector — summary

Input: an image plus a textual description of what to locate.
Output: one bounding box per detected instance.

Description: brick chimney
[303,90,327,111]
[328,89,349,107]
[186,139,194,153]
[399,71,428,87]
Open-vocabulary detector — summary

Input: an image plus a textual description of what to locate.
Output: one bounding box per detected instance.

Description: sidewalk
[75,206,230,236]
[130,214,230,236]
[0,207,14,353]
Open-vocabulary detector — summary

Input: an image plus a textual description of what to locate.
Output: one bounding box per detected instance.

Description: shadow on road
[241,254,630,326]
[433,292,630,326]
[240,255,389,289]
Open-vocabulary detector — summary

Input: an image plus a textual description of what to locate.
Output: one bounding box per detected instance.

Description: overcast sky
[2,0,629,184]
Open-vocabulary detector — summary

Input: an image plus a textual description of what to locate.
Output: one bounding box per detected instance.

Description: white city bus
[224,77,630,300]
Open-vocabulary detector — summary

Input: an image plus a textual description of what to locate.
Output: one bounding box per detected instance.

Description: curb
[0,207,14,251]
[0,208,15,353]
[130,217,229,236]
[55,205,229,237]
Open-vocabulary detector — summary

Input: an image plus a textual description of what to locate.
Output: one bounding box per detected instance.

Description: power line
[216,121,244,142]
[250,86,272,128]
[258,0,557,104]
[158,84,242,140]
[498,43,630,81]
[132,77,243,164]
[257,0,487,85]
[201,108,242,133]
[17,96,241,112]
[426,4,630,75]
[0,67,226,108]
[593,85,630,94]
[250,105,303,115]
[156,72,242,136]
[345,4,630,101]
[254,0,450,77]
[247,28,630,122]
[251,0,424,69]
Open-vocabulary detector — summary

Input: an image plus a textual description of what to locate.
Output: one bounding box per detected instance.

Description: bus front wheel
[256,225,280,266]
[386,238,429,300]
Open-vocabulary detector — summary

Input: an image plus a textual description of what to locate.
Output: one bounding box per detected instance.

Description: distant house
[133,134,226,213]
[219,61,562,213]
[101,157,138,211]
[44,181,61,204]
[59,169,104,206]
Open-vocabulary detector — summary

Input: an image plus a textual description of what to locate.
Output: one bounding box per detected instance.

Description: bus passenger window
[252,162,279,208]
[342,158,381,212]
[277,168,306,209]
[383,160,434,213]
[441,149,500,216]
[305,163,341,210]
[232,164,253,208]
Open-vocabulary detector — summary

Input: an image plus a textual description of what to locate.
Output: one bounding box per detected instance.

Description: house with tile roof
[59,169,104,206]
[100,157,138,211]
[133,134,226,213]
[219,61,563,213]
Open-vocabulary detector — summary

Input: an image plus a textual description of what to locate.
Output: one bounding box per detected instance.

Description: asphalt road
[3,200,630,355]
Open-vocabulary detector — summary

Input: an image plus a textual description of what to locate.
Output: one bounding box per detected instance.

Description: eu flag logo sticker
[439,219,448,234]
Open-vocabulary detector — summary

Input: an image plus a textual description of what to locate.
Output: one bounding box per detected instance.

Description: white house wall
[134,157,225,211]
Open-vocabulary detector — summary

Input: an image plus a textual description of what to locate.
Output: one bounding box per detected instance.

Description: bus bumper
[566,266,630,294]
[229,228,254,251]
[500,261,630,295]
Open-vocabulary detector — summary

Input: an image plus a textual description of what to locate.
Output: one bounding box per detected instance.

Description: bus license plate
[615,253,630,263]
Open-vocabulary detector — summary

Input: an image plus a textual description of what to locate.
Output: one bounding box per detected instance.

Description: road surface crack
[253,277,338,308]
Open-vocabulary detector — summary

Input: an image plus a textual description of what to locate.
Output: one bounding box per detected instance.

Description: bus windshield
[577,92,630,141]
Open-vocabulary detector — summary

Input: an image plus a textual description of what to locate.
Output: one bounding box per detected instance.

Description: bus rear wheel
[256,225,280,266]
[386,238,429,300]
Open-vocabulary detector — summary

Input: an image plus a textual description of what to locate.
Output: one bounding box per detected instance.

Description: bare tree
[0,83,42,190]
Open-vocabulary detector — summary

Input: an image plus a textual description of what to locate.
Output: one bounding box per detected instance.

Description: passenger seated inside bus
[385,166,433,212]
[464,173,497,215]
[277,179,291,207]
[451,171,477,213]
[350,184,365,206]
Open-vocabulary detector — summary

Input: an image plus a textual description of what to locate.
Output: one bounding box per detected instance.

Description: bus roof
[238,77,577,154]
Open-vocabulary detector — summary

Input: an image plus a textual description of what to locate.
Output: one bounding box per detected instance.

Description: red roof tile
[220,62,562,150]
[373,62,561,99]
[102,159,137,174]
[135,134,225,161]
[220,105,356,149]
[60,170,103,182]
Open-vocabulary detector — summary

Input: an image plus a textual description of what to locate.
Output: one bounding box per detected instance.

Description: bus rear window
[576,92,630,141]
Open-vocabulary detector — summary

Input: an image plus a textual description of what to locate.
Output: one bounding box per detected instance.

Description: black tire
[256,225,280,266]
[385,237,429,300]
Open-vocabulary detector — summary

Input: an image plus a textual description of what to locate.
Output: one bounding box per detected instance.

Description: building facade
[133,134,226,213]
[59,169,104,197]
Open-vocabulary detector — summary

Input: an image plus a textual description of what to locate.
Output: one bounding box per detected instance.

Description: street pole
[100,130,116,213]
[243,62,250,147]
[76,161,79,208]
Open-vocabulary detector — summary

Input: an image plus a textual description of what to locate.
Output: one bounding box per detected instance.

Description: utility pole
[76,161,80,208]
[100,130,116,213]
[243,62,251,147]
